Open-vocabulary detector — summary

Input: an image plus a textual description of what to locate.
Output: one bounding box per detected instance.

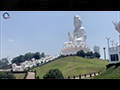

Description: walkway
[26,72,35,79]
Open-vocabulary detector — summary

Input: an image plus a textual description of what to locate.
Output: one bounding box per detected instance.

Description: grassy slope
[93,65,120,79]
[32,56,109,79]
[14,73,26,79]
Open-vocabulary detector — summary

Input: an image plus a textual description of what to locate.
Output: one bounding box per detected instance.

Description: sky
[0,11,119,63]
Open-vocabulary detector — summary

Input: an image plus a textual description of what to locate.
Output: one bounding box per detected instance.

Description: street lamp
[103,47,106,60]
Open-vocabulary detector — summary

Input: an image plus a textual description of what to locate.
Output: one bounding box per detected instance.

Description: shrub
[37,63,39,66]
[70,54,72,56]
[0,71,16,79]
[61,55,65,58]
[41,61,43,64]
[36,76,39,79]
[43,69,64,79]
[28,67,30,70]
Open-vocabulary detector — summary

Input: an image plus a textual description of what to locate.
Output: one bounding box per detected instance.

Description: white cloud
[8,39,14,42]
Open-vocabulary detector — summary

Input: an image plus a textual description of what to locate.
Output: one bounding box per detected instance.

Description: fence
[69,71,101,79]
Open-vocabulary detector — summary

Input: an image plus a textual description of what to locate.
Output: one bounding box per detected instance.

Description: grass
[13,73,26,79]
[93,64,120,79]
[31,56,109,79]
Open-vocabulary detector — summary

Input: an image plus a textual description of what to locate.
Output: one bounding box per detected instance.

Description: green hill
[93,63,120,79]
[31,56,109,79]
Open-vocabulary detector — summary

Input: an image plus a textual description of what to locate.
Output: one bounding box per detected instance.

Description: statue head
[74,15,82,28]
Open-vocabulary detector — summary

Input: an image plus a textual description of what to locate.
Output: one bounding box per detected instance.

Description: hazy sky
[0,11,119,63]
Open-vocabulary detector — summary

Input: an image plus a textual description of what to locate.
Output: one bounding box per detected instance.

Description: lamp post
[103,47,106,60]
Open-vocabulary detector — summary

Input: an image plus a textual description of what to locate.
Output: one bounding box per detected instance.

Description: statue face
[74,15,82,28]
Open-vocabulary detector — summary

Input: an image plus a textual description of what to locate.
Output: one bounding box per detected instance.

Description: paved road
[26,72,35,79]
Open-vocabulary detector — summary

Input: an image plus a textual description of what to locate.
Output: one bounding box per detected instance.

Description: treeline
[77,50,100,58]
[11,52,45,64]
[60,50,100,59]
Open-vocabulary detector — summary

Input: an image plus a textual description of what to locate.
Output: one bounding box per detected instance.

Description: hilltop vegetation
[31,56,109,79]
[11,52,45,64]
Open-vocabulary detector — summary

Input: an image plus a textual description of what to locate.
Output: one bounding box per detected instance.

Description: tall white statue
[68,15,87,42]
[61,15,90,55]
[113,21,120,44]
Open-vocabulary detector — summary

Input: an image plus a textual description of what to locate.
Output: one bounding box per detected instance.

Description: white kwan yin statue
[61,15,90,55]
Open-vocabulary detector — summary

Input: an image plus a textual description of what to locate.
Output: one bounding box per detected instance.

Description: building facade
[109,45,120,64]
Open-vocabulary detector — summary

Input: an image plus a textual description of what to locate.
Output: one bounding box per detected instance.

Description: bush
[28,67,30,70]
[37,63,39,66]
[70,54,72,56]
[0,72,16,79]
[43,69,64,79]
[36,76,39,79]
[41,61,43,64]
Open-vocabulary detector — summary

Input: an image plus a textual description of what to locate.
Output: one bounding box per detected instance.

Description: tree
[0,72,16,79]
[11,57,18,64]
[86,51,91,58]
[24,52,34,60]
[94,52,101,58]
[11,55,24,64]
[0,58,9,67]
[77,50,85,57]
[33,52,41,60]
[43,69,64,79]
[41,52,45,58]
[93,45,100,53]
[90,51,94,58]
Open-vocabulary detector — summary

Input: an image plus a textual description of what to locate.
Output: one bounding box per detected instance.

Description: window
[110,54,119,61]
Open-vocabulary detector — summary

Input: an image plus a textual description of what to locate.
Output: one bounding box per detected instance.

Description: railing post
[79,75,81,79]
[73,75,75,79]
[90,73,92,77]
[68,76,70,79]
